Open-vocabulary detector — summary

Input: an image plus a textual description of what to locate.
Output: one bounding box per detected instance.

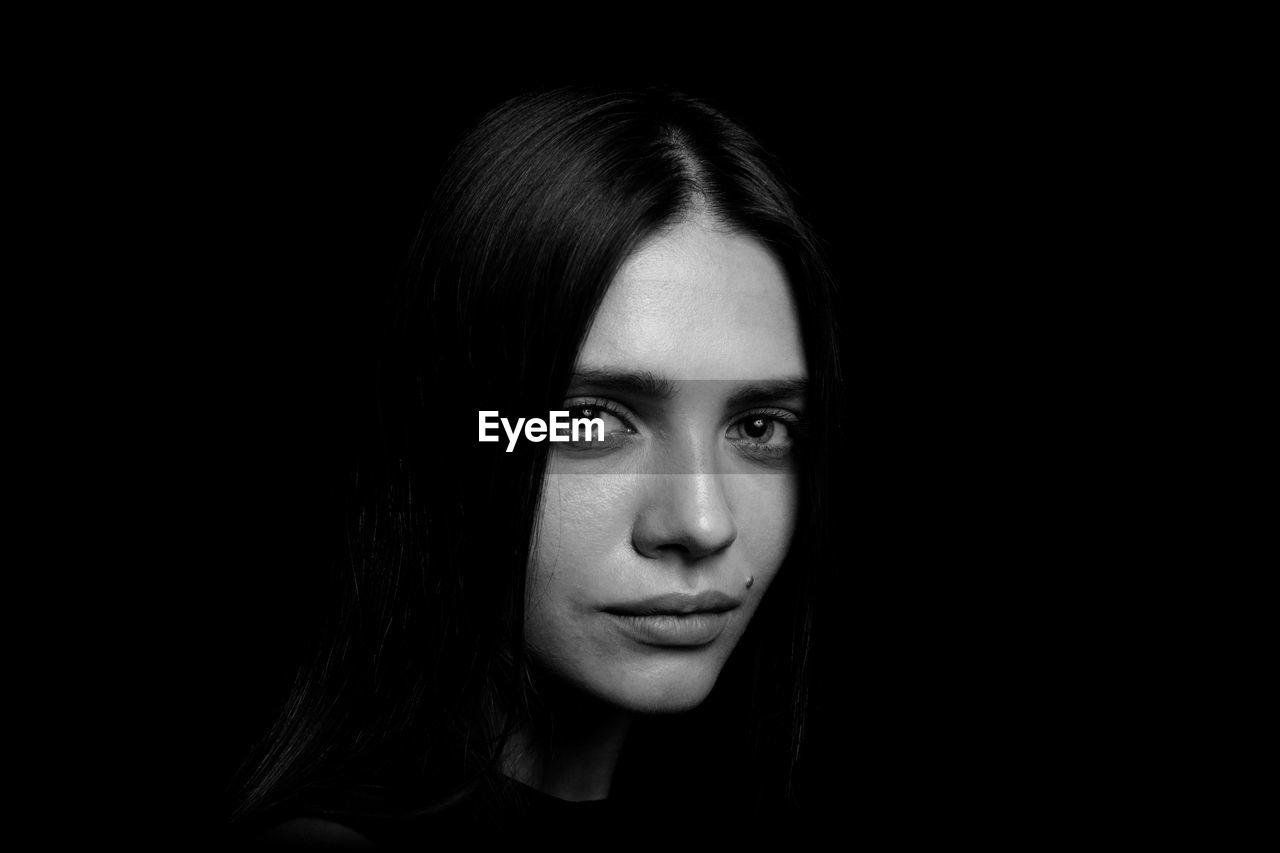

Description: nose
[631,470,738,561]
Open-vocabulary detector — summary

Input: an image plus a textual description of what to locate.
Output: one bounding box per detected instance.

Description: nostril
[630,473,738,560]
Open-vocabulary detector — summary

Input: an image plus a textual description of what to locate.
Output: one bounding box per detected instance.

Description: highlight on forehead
[567,367,808,407]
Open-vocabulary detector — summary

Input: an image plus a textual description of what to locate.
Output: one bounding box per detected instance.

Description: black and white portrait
[68,30,1180,850]
[198,75,858,847]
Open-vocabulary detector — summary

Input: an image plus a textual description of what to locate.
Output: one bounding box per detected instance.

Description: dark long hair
[230,85,842,832]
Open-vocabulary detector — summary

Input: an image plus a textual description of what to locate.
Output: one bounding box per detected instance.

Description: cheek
[524,475,636,648]
[528,474,636,588]
[732,472,799,584]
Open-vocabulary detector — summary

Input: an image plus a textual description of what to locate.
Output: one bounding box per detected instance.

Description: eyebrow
[567,368,808,408]
[567,368,675,400]
[725,378,808,409]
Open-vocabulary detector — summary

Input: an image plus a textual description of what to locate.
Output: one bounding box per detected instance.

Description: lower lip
[606,611,731,647]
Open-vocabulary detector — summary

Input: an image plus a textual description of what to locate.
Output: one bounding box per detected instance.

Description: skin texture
[524,212,808,727]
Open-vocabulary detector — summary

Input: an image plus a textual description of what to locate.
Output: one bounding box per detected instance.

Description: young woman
[229,85,843,846]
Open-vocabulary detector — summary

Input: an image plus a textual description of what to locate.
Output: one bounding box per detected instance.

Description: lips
[602,590,741,647]
[602,590,742,617]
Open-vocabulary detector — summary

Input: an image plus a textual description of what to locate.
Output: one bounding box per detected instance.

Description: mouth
[602,590,742,617]
[602,591,741,647]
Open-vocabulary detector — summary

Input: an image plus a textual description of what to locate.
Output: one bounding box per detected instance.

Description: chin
[597,660,725,714]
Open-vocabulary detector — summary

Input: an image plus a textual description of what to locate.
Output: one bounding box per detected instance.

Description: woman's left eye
[726,411,799,457]
[730,415,782,443]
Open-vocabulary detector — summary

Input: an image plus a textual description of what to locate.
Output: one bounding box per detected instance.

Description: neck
[501,673,633,802]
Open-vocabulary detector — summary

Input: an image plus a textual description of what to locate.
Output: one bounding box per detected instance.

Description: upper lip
[603,590,742,616]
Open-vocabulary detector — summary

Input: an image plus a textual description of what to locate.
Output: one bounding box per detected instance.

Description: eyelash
[562,398,640,451]
[559,398,806,460]
[727,407,806,459]
[564,397,634,424]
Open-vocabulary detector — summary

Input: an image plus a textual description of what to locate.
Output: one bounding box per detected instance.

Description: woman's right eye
[561,401,637,451]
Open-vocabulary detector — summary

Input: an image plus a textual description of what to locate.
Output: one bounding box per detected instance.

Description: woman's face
[524,214,807,713]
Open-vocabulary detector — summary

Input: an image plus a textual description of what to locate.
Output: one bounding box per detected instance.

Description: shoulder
[250,816,378,849]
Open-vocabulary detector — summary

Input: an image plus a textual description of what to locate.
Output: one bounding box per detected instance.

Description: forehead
[578,220,806,381]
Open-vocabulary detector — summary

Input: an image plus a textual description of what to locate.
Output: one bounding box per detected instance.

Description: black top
[239,779,798,848]
[243,782,637,849]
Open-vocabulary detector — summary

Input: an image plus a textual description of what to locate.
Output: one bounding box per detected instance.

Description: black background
[140,59,1128,841]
